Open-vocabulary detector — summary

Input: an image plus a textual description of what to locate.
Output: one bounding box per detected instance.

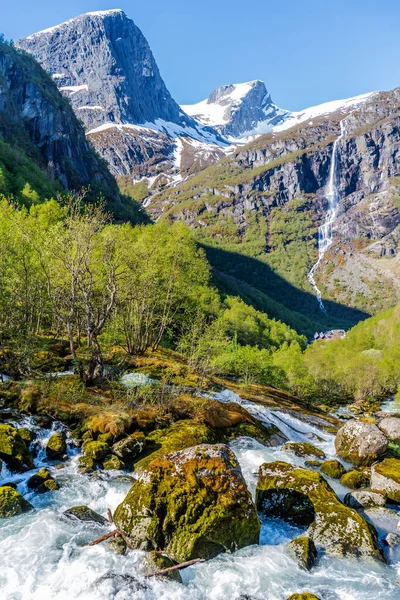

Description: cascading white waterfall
[308,120,346,311]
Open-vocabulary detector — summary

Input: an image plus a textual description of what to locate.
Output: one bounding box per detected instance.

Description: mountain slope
[146,88,400,322]
[0,40,145,221]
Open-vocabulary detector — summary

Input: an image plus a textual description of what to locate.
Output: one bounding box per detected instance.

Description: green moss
[82,441,110,462]
[256,461,382,560]
[97,433,114,445]
[114,444,260,562]
[46,432,67,460]
[282,442,325,460]
[142,551,182,583]
[371,458,400,502]
[18,428,36,445]
[340,470,369,489]
[78,456,96,473]
[0,424,34,471]
[287,536,317,571]
[103,455,125,470]
[0,486,33,518]
[287,595,321,600]
[320,460,346,479]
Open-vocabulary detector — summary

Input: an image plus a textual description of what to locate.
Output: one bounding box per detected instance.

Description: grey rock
[378,416,400,443]
[385,532,400,548]
[344,490,387,508]
[335,420,388,466]
[63,505,107,525]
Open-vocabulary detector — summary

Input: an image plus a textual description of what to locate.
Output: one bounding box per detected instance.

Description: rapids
[1,386,400,600]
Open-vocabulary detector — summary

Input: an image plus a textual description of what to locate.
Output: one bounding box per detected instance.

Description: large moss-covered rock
[141,551,182,583]
[27,467,60,493]
[112,432,146,461]
[287,536,317,571]
[320,460,346,479]
[335,420,388,466]
[340,470,369,489]
[103,455,125,470]
[370,458,400,502]
[82,440,110,462]
[0,486,33,518]
[46,432,67,460]
[134,419,216,471]
[282,442,325,460]
[0,424,34,471]
[114,444,260,562]
[63,505,107,525]
[378,417,400,444]
[78,455,96,473]
[18,428,36,445]
[256,461,382,560]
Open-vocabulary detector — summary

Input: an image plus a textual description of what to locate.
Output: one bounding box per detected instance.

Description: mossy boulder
[27,467,60,493]
[335,420,388,466]
[141,551,182,583]
[378,417,400,444]
[46,432,67,460]
[320,460,346,479]
[114,444,260,562]
[134,419,216,471]
[287,536,317,571]
[78,456,96,473]
[18,428,36,445]
[0,486,33,518]
[370,458,400,502]
[82,441,110,462]
[108,535,127,555]
[103,455,125,470]
[256,461,382,560]
[63,505,107,525]
[282,442,325,460]
[97,433,114,445]
[340,470,369,489]
[0,424,34,471]
[112,432,146,461]
[286,595,320,600]
[304,460,322,468]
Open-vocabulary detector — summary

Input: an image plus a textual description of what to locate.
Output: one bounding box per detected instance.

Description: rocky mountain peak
[182,79,289,139]
[16,10,212,139]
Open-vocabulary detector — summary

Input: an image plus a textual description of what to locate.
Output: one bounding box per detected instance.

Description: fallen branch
[145,558,205,577]
[107,508,113,524]
[87,529,121,546]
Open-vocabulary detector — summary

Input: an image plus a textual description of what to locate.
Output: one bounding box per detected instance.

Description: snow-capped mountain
[182,80,288,140]
[16,9,222,145]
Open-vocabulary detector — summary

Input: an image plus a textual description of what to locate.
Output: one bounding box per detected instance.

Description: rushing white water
[308,120,347,311]
[1,391,400,600]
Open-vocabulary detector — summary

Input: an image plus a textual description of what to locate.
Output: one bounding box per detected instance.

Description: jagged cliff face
[0,41,117,194]
[182,80,288,139]
[147,89,400,315]
[17,9,185,130]
[17,10,226,185]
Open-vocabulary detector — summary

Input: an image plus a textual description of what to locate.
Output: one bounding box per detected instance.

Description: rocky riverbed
[1,379,400,599]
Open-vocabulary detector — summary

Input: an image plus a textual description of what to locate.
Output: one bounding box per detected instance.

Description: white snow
[25,9,123,39]
[59,84,88,95]
[51,73,65,79]
[182,81,258,128]
[77,105,105,111]
[273,91,378,132]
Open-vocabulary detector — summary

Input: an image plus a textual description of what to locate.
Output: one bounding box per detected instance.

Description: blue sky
[2,0,400,110]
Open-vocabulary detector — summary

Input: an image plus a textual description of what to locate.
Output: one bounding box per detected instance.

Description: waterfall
[308,120,346,311]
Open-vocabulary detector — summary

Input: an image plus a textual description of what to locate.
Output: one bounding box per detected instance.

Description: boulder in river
[27,467,60,493]
[82,440,110,462]
[370,458,400,502]
[0,424,34,471]
[141,551,182,583]
[281,442,325,460]
[112,432,146,461]
[340,470,369,489]
[103,455,125,470]
[320,459,346,479]
[114,444,260,562]
[63,505,107,525]
[256,461,383,560]
[287,536,317,570]
[0,485,33,518]
[286,595,321,600]
[18,428,36,445]
[46,432,67,460]
[377,416,400,444]
[344,490,387,509]
[335,420,388,466]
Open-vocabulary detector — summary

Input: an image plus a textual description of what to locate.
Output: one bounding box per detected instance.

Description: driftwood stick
[87,529,121,546]
[107,508,113,523]
[145,558,205,577]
